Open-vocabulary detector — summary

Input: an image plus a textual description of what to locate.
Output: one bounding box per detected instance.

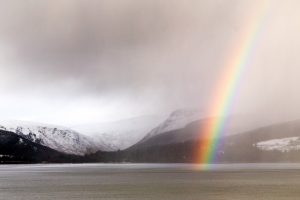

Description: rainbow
[197,1,270,167]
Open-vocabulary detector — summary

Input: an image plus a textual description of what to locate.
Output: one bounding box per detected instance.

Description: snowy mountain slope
[73,115,164,151]
[140,109,204,142]
[0,120,104,155]
[0,129,84,163]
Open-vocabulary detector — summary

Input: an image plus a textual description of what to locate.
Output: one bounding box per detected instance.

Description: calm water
[1,163,300,200]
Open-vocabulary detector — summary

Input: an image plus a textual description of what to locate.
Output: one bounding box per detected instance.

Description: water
[1,163,300,200]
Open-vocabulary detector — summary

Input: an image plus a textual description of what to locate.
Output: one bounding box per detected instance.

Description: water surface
[1,163,300,200]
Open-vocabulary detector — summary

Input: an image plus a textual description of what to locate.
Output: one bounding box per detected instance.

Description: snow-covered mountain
[0,120,103,155]
[73,115,164,151]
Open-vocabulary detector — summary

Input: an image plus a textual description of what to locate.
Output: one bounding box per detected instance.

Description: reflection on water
[1,163,300,200]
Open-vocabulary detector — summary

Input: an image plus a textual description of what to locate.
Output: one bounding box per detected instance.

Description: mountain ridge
[0,120,103,155]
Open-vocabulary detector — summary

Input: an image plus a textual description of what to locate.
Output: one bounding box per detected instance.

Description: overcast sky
[0,0,300,126]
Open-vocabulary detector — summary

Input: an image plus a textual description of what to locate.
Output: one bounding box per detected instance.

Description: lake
[1,163,300,200]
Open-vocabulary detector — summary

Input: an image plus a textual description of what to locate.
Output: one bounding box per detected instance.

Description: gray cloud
[0,0,300,125]
[0,1,235,93]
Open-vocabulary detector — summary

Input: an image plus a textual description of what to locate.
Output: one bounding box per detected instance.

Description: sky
[0,0,300,126]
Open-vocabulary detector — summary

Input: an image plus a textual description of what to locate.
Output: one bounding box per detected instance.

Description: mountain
[221,119,300,162]
[73,115,164,151]
[3,117,300,163]
[0,120,102,155]
[140,109,202,142]
[137,109,263,147]
[118,119,300,163]
[0,129,83,163]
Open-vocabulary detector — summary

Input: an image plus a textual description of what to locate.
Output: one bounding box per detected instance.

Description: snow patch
[255,137,300,152]
[0,154,13,158]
